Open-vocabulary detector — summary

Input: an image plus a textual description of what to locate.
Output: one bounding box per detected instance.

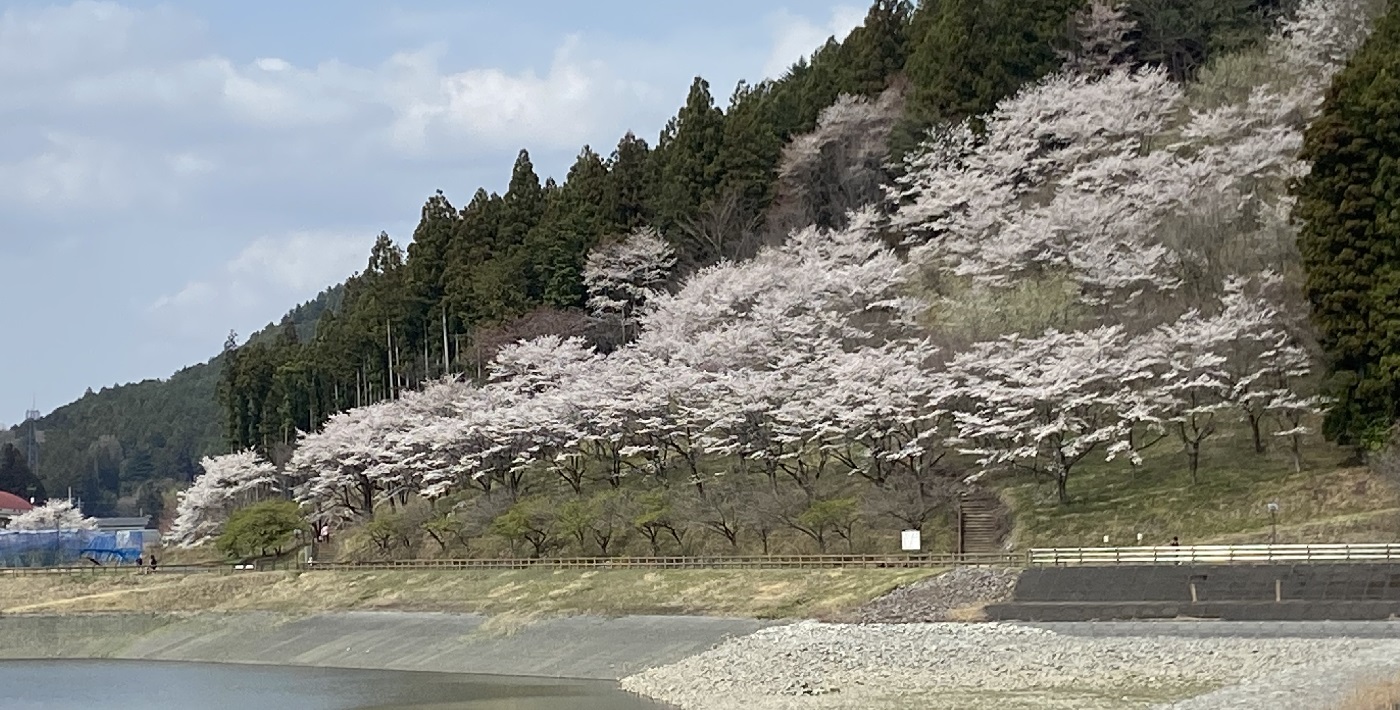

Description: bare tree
[767,85,905,238]
[1059,0,1136,76]
[674,188,764,269]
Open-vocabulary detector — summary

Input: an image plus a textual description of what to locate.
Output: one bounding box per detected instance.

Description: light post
[1267,501,1280,544]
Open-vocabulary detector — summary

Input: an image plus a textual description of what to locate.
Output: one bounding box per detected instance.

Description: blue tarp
[0,529,143,567]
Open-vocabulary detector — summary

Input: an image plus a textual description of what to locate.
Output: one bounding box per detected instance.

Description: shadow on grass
[1001,429,1397,548]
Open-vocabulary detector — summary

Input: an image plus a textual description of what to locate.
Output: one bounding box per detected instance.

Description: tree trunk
[1249,414,1265,454]
[359,475,374,517]
[1187,442,1200,484]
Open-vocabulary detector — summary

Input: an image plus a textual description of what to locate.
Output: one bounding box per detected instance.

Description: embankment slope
[0,567,937,617]
[0,567,937,680]
[0,611,771,680]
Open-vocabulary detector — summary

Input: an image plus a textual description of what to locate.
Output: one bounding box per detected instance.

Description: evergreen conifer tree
[607,132,654,231]
[654,77,728,235]
[1294,0,1400,446]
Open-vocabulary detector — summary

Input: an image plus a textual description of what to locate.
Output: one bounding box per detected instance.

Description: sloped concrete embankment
[986,564,1400,621]
[0,611,774,680]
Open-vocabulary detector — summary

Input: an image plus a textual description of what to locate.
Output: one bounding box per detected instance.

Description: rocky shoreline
[620,567,1400,710]
[620,620,1400,710]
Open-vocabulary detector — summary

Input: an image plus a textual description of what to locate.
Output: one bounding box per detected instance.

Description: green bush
[215,500,305,559]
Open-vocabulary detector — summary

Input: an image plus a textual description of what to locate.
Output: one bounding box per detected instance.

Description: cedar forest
[8,0,1400,560]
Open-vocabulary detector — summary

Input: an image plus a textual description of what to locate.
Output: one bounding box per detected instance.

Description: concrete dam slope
[987,563,1400,621]
[0,611,775,680]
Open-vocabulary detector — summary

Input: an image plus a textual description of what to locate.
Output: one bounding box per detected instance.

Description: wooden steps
[957,494,1003,554]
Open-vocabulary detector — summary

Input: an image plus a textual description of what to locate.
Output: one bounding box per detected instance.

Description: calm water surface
[0,660,671,709]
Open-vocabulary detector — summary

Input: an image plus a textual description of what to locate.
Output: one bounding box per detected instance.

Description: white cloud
[3,0,875,413]
[149,230,375,342]
[385,35,612,154]
[0,131,183,209]
[227,231,372,293]
[149,280,217,312]
[762,5,866,79]
[0,3,644,214]
[167,152,214,176]
[254,57,291,73]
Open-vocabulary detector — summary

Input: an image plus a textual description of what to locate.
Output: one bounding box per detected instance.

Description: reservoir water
[0,659,670,709]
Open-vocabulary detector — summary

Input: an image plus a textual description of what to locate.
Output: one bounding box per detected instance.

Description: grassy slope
[1001,427,1400,548]
[0,567,939,619]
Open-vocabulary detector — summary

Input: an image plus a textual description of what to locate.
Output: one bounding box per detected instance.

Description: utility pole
[441,310,450,375]
[25,401,40,477]
[385,319,394,400]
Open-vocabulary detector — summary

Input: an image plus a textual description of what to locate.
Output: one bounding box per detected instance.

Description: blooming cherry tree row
[168,0,1359,546]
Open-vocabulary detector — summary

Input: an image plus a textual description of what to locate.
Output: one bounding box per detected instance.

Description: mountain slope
[9,0,1298,519]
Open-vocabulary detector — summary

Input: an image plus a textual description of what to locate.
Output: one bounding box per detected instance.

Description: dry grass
[0,567,939,619]
[1333,676,1400,710]
[944,604,989,622]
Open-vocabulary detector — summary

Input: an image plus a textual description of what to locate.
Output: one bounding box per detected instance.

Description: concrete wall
[987,564,1400,621]
[0,611,774,680]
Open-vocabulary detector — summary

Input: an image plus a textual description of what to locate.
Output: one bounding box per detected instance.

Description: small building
[0,491,34,528]
[93,516,157,549]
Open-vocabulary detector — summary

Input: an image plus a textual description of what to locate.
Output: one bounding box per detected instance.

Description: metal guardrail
[1028,544,1400,566]
[303,553,1023,571]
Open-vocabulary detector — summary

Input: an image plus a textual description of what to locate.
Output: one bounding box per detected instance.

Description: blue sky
[0,0,865,423]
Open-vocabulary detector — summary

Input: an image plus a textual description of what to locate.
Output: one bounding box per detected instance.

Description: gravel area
[619,621,1400,710]
[841,566,1021,623]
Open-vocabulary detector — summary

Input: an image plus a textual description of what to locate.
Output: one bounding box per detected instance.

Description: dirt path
[3,581,185,613]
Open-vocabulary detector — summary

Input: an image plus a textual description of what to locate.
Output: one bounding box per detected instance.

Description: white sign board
[901,529,921,551]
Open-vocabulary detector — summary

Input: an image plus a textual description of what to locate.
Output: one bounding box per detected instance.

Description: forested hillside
[0,286,342,518]
[217,0,1294,456]
[164,0,1390,559]
[6,0,1336,527]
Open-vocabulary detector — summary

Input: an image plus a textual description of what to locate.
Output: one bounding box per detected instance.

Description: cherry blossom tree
[946,326,1140,504]
[890,65,1188,313]
[583,227,677,344]
[1136,309,1239,483]
[167,450,278,547]
[8,499,98,532]
[1276,0,1387,92]
[1123,274,1325,480]
[817,338,957,488]
[291,399,418,525]
[1214,275,1327,468]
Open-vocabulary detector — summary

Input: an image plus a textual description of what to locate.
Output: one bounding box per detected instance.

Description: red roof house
[0,491,34,526]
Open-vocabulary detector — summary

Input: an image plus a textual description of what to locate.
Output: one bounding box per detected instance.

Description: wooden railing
[301,553,1022,571]
[0,563,222,576]
[1028,543,1400,566]
[10,544,1400,575]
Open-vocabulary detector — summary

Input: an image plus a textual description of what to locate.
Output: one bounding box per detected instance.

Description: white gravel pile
[844,566,1021,623]
[620,621,1400,710]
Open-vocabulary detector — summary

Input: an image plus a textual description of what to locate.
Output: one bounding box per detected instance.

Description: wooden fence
[0,563,223,577]
[9,544,1400,575]
[302,552,1022,571]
